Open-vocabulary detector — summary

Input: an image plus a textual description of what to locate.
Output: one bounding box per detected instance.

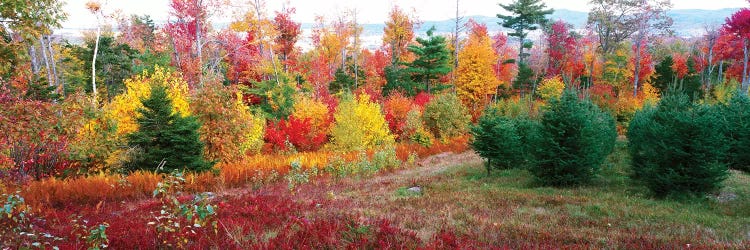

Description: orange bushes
[395,136,470,161]
[17,137,469,208]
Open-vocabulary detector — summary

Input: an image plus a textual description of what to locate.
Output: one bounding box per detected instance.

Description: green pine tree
[513,63,537,97]
[651,55,675,95]
[407,26,452,93]
[530,90,617,186]
[127,85,212,173]
[497,0,554,64]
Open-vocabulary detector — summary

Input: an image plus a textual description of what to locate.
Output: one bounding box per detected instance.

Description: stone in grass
[406,186,422,194]
[396,186,423,197]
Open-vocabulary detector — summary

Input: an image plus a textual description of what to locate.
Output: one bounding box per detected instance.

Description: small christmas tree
[127,85,212,173]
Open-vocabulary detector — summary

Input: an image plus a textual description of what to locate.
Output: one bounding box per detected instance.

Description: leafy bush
[471,107,539,173]
[719,92,750,173]
[265,116,327,152]
[404,109,433,147]
[629,93,729,197]
[384,92,417,140]
[330,94,394,151]
[530,90,617,187]
[191,84,265,163]
[127,85,213,173]
[292,95,333,136]
[423,94,470,141]
[537,76,565,101]
[149,171,217,248]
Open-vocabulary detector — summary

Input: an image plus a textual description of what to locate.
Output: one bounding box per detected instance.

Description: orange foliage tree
[383,5,417,64]
[455,21,500,114]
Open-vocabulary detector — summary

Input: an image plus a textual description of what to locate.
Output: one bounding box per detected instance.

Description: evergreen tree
[629,93,728,197]
[651,55,675,95]
[329,67,355,94]
[513,63,537,96]
[407,26,452,93]
[471,107,539,174]
[651,56,704,101]
[719,92,750,173]
[530,90,617,186]
[127,85,212,173]
[383,64,418,96]
[497,0,554,64]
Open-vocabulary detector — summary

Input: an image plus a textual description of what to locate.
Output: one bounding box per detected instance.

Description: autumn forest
[1,0,749,248]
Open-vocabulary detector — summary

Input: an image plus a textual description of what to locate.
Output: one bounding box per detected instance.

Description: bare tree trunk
[633,39,641,97]
[196,0,203,88]
[253,0,280,86]
[92,22,101,99]
[452,0,461,88]
[40,36,54,88]
[29,44,40,76]
[718,60,724,84]
[47,36,61,93]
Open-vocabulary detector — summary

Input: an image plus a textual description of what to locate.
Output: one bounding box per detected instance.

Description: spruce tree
[127,85,212,173]
[530,90,617,186]
[629,93,729,197]
[408,26,452,93]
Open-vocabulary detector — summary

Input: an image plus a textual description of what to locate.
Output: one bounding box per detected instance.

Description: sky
[61,0,750,29]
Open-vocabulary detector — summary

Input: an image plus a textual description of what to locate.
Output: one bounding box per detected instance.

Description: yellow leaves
[641,82,660,105]
[537,77,566,101]
[105,65,191,137]
[456,31,499,107]
[292,95,332,135]
[330,94,395,152]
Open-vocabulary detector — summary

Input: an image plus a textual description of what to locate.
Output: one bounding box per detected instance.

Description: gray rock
[407,186,422,194]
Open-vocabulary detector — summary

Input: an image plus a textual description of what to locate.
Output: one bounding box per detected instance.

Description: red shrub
[383,92,416,140]
[414,91,432,108]
[265,116,327,152]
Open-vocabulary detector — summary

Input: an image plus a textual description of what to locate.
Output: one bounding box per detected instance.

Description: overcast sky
[62,0,749,29]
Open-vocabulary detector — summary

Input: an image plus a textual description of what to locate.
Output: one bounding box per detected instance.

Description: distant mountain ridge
[306,8,741,38]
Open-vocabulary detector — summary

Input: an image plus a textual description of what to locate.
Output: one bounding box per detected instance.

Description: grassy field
[287,139,750,248]
[9,139,749,248]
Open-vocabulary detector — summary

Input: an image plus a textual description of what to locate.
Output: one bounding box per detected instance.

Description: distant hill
[320,8,741,39]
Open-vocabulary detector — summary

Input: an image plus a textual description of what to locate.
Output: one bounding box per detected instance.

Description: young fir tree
[407,26,452,93]
[629,93,729,197]
[497,0,553,64]
[530,90,617,186]
[127,85,212,173]
[719,92,750,173]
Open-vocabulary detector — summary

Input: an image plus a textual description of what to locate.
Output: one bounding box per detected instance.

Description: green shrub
[720,92,750,173]
[530,90,617,187]
[423,94,470,140]
[471,107,539,173]
[628,93,729,198]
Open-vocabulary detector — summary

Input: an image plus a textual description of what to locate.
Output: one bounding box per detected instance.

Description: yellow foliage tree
[191,84,265,163]
[105,65,191,137]
[74,66,191,169]
[641,82,660,105]
[330,94,395,151]
[292,95,332,135]
[537,77,566,101]
[456,27,500,111]
[383,5,416,63]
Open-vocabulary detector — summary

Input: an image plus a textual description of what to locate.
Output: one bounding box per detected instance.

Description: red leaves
[546,21,577,77]
[725,8,750,39]
[273,7,302,69]
[672,53,689,79]
[265,116,327,152]
[633,41,654,82]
